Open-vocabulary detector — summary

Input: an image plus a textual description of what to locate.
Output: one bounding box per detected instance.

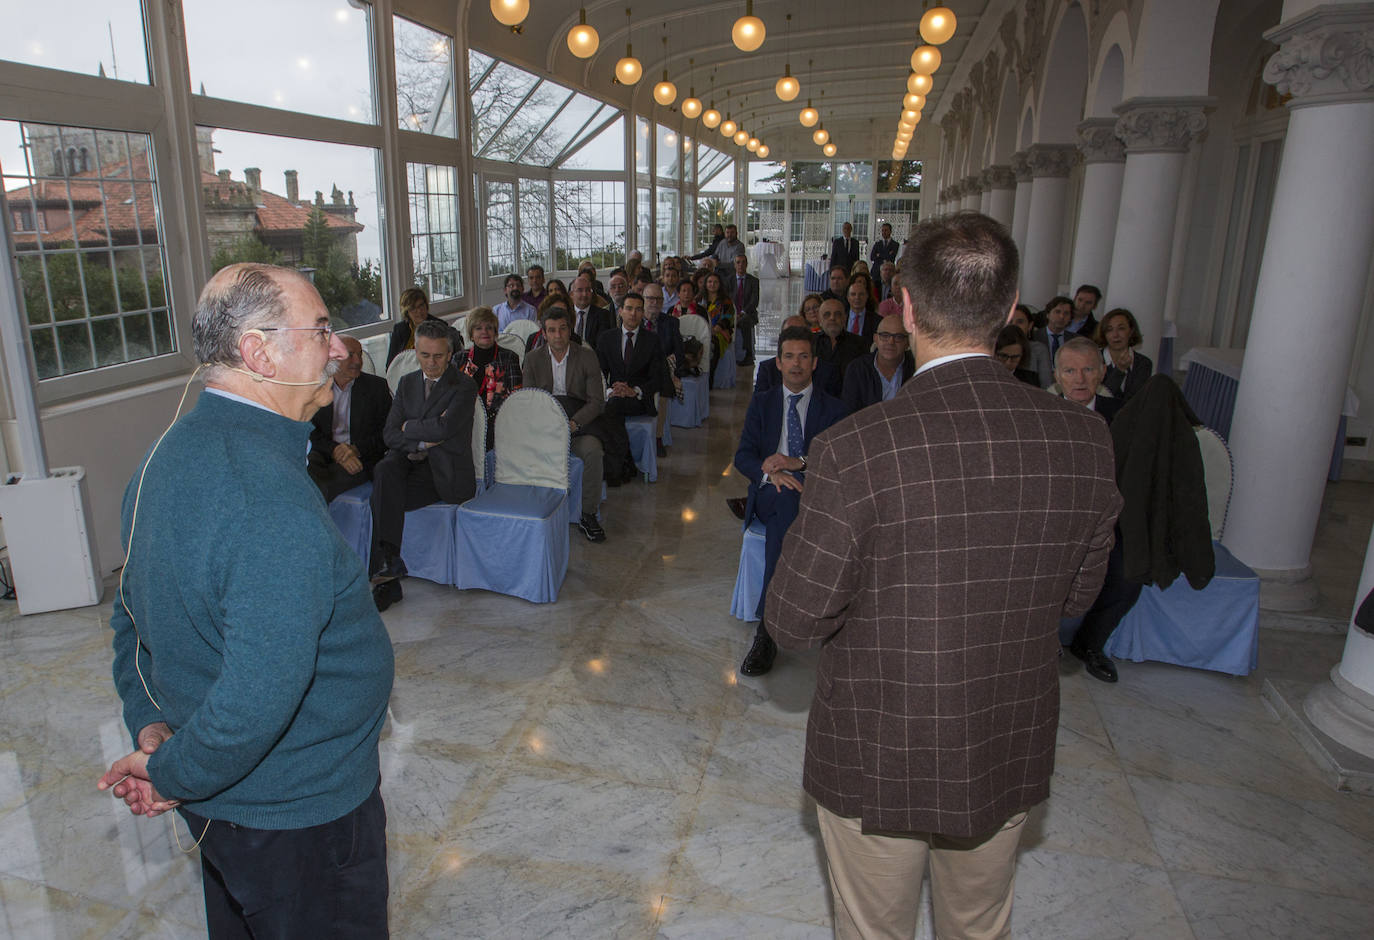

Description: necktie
[849,311,861,334]
[623,330,634,364]
[787,393,804,462]
[735,280,744,309]
[424,376,435,399]
[1050,332,1063,359]
[576,310,586,335]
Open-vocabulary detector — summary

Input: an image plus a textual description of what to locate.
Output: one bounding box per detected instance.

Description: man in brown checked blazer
[768,212,1122,940]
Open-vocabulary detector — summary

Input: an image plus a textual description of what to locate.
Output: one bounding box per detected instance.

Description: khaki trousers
[816,804,1026,940]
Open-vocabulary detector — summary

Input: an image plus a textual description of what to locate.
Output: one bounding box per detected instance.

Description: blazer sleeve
[595,329,615,379]
[355,376,393,467]
[571,348,606,428]
[733,393,771,485]
[841,359,868,414]
[382,381,409,452]
[402,371,475,443]
[385,320,408,367]
[754,359,777,393]
[309,407,334,457]
[766,430,861,649]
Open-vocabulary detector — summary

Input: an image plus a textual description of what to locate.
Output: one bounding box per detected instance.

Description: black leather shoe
[578,513,607,543]
[740,634,777,676]
[1070,645,1118,683]
[726,497,747,521]
[656,438,667,459]
[371,550,407,584]
[372,579,402,612]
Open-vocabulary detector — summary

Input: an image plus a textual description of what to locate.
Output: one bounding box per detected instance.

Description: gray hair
[1054,335,1102,370]
[193,264,289,375]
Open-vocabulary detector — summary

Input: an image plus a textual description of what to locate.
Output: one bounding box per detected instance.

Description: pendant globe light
[823,141,837,157]
[615,8,643,85]
[720,112,738,138]
[747,136,760,152]
[812,124,828,146]
[775,14,800,102]
[911,44,941,75]
[757,144,770,158]
[567,8,599,58]
[490,0,529,28]
[731,0,766,53]
[904,93,926,111]
[907,72,932,96]
[919,5,958,45]
[681,58,703,118]
[701,72,721,127]
[902,108,920,124]
[652,35,677,106]
[798,59,819,126]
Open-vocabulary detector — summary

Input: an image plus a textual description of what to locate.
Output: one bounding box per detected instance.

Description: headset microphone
[226,367,331,387]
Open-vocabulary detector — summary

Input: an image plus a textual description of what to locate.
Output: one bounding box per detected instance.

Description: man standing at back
[723,253,760,368]
[768,213,1122,939]
[99,263,394,937]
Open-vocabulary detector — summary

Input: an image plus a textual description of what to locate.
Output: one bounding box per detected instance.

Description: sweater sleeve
[145,504,336,803]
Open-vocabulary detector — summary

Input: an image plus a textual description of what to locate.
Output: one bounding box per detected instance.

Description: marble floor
[3,307,1374,937]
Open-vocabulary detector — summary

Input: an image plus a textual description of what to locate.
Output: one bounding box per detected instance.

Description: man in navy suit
[753,316,842,399]
[830,221,860,273]
[733,325,849,676]
[723,254,761,366]
[595,292,670,418]
[869,222,900,270]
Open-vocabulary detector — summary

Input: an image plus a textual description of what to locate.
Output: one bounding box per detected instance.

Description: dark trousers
[738,321,755,363]
[179,783,388,940]
[370,450,440,563]
[604,395,652,419]
[1072,536,1142,653]
[307,451,370,503]
[753,483,802,632]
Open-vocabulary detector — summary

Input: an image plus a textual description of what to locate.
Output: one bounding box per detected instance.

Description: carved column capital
[1113,97,1211,153]
[962,174,984,195]
[948,182,964,200]
[982,164,1017,190]
[1026,143,1077,178]
[1010,150,1033,182]
[1264,5,1374,105]
[1076,118,1126,164]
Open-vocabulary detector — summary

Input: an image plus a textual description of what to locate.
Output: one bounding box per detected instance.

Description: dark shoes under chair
[372,579,402,613]
[740,633,778,677]
[370,549,407,584]
[1069,644,1119,683]
[725,497,747,521]
[578,513,607,543]
[656,438,668,459]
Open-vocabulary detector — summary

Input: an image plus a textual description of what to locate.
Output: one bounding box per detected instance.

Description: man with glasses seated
[842,314,916,413]
[642,282,685,459]
[369,319,477,612]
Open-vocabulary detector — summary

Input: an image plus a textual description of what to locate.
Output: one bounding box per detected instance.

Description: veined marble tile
[548,640,741,719]
[454,771,689,879]
[596,596,742,659]
[1054,690,1117,771]
[698,717,808,811]
[1128,775,1374,899]
[654,902,834,939]
[1172,870,1374,939]
[0,875,139,940]
[1085,660,1264,726]
[378,740,477,840]
[1011,847,1192,939]
[392,623,574,687]
[524,701,715,792]
[385,673,534,753]
[1033,765,1162,866]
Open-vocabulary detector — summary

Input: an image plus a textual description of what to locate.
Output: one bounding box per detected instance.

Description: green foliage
[210,234,282,271]
[301,206,334,268]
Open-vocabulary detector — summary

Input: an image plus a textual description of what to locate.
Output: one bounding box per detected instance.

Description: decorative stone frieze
[1010,150,1033,183]
[1026,143,1077,178]
[982,164,1016,190]
[1075,118,1126,164]
[1264,5,1374,104]
[1113,98,1210,154]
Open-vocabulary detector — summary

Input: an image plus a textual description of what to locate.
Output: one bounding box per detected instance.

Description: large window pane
[481,80,574,161]
[3,121,173,380]
[656,186,679,257]
[748,161,787,194]
[836,161,873,195]
[876,160,923,193]
[201,128,386,328]
[484,180,515,277]
[656,124,682,181]
[519,178,551,271]
[698,145,733,192]
[0,1,149,84]
[697,196,734,242]
[834,198,871,244]
[559,114,624,172]
[407,162,462,301]
[554,180,625,271]
[635,117,651,175]
[394,16,456,138]
[790,162,833,193]
[186,1,375,124]
[470,60,541,155]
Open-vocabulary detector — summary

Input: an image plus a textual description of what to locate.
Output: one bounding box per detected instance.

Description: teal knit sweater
[110,391,394,829]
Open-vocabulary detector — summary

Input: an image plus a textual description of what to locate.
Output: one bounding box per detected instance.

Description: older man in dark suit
[370,320,477,611]
[769,212,1122,939]
[308,336,392,501]
[733,325,849,677]
[830,221,860,272]
[723,253,761,366]
[595,292,670,419]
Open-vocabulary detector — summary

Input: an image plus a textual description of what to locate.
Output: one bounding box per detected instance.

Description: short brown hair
[400,286,429,314]
[1094,308,1142,348]
[899,212,1019,346]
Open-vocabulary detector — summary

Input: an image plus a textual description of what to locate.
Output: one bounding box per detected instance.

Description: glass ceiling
[698,143,733,191]
[468,49,624,169]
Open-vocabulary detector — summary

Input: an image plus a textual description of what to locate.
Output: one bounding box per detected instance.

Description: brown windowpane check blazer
[768,356,1122,838]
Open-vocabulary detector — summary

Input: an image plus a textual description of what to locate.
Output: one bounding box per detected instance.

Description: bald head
[874,313,909,367]
[335,335,363,387]
[781,315,808,332]
[819,298,846,339]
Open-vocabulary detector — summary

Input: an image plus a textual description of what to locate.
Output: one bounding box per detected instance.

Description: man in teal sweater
[99,264,395,938]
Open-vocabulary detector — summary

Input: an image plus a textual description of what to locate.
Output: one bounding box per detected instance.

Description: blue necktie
[787,393,804,463]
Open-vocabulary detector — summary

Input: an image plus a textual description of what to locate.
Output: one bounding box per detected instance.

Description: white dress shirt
[331,380,354,444]
[549,346,570,397]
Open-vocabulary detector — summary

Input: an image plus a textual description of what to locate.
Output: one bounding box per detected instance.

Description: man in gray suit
[769,212,1122,939]
[522,307,608,542]
[723,253,760,366]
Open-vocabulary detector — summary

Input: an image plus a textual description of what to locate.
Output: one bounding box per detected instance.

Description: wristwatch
[798,455,807,472]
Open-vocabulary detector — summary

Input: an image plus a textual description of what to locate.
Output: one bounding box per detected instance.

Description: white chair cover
[359,333,387,376]
[1195,426,1233,540]
[449,314,467,341]
[385,349,419,393]
[678,313,710,353]
[472,398,488,491]
[496,332,527,366]
[501,318,540,346]
[492,388,570,489]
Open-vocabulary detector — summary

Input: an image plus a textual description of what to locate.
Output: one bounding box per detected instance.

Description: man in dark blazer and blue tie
[733,325,849,677]
[723,253,761,366]
[869,221,900,270]
[595,292,670,418]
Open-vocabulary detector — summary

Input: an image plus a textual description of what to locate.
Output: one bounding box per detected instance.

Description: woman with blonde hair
[387,286,452,366]
[457,307,522,448]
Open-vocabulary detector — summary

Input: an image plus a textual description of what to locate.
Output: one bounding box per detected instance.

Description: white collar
[915,352,990,377]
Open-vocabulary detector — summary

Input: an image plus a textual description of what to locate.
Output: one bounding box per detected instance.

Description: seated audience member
[457,307,522,448]
[733,325,849,676]
[623,254,643,284]
[821,264,850,304]
[607,270,630,313]
[527,292,575,351]
[522,264,547,308]
[701,270,736,384]
[1036,295,1076,365]
[577,260,607,300]
[659,259,682,296]
[996,325,1043,387]
[308,336,393,501]
[494,274,537,331]
[546,278,568,301]
[1012,304,1053,387]
[643,282,685,458]
[1097,307,1153,403]
[387,286,450,366]
[816,297,868,386]
[632,268,654,292]
[843,314,915,412]
[522,307,608,543]
[596,292,671,420]
[1070,283,1103,337]
[755,316,842,399]
[370,320,477,611]
[570,275,613,349]
[845,278,881,344]
[798,293,824,333]
[877,261,899,302]
[1055,334,1123,422]
[877,270,903,319]
[669,279,705,320]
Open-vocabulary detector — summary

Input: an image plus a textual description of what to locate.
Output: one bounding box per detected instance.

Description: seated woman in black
[387,287,454,366]
[995,325,1043,387]
[457,307,522,449]
[1096,307,1153,403]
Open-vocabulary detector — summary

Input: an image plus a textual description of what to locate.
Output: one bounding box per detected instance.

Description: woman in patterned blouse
[457,307,522,449]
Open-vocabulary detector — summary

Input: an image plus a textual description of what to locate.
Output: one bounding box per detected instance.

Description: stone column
[983,165,1016,228]
[961,175,982,212]
[1223,4,1374,613]
[978,175,994,216]
[1019,144,1076,307]
[1009,150,1034,254]
[1102,97,1210,358]
[1068,118,1126,294]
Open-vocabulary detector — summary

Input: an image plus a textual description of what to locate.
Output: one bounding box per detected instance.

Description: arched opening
[1092,45,1126,118]
[1037,3,1091,143]
[992,73,1020,164]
